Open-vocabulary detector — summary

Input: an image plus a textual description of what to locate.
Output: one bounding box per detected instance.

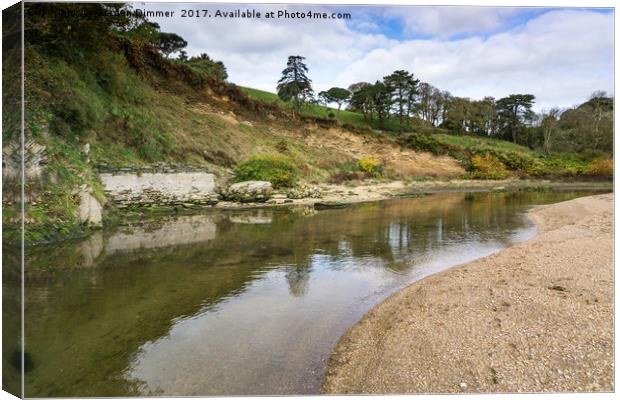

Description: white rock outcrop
[219,181,273,203]
[76,187,103,227]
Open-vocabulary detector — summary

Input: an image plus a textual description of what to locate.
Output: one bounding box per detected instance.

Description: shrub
[469,154,509,180]
[585,158,613,177]
[491,150,544,176]
[405,133,446,155]
[234,153,299,188]
[404,133,472,169]
[357,156,383,176]
[185,53,228,81]
[46,60,107,137]
[540,155,589,177]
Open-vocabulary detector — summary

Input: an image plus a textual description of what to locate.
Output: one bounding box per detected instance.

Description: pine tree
[384,70,420,133]
[277,56,314,113]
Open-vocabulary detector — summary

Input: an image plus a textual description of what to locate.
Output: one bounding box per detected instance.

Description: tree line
[24,3,229,82]
[275,55,613,155]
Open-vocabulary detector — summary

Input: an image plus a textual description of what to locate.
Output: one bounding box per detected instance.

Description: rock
[99,170,217,207]
[77,188,103,227]
[286,184,322,199]
[219,181,273,203]
[314,201,350,210]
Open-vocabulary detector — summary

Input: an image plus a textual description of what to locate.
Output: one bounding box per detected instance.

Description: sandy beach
[323,193,614,394]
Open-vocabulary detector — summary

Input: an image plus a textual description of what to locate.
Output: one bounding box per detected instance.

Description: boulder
[77,187,103,227]
[286,184,322,199]
[219,181,273,203]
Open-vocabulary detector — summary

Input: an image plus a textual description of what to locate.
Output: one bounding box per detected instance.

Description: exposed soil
[294,127,464,178]
[186,101,465,180]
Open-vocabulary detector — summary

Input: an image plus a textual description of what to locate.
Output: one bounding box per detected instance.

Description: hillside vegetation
[402,133,612,179]
[241,86,612,180]
[2,3,612,245]
[241,87,403,131]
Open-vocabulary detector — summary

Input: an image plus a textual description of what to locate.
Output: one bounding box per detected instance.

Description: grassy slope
[434,134,540,155]
[241,86,402,131]
[241,86,366,125]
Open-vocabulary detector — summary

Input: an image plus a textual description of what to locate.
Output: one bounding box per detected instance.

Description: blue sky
[349,7,612,41]
[144,4,614,110]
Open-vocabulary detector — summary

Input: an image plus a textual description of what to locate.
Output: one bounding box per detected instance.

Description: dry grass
[171,99,465,183]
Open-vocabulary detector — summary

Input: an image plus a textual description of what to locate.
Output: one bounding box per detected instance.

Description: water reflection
[10,191,596,396]
[285,264,312,297]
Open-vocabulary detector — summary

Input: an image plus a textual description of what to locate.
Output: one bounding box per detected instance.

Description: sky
[138,3,614,110]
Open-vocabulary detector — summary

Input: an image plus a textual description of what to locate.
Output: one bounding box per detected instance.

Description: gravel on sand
[323,193,614,394]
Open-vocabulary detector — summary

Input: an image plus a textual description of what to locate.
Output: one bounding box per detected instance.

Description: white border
[0,1,615,400]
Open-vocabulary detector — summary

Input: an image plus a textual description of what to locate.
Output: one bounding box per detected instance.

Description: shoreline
[213,178,612,210]
[11,179,612,247]
[322,193,614,394]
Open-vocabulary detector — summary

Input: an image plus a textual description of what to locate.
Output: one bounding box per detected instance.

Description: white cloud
[386,6,522,38]
[145,3,394,92]
[145,4,613,110]
[337,9,613,109]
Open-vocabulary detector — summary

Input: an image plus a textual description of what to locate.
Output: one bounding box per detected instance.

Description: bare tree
[540,107,561,154]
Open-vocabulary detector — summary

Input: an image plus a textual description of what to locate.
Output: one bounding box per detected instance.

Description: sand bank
[324,193,613,394]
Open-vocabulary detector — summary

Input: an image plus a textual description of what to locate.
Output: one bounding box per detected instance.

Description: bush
[357,156,383,176]
[234,153,299,188]
[491,151,545,176]
[469,154,509,180]
[404,133,472,169]
[585,158,613,177]
[184,53,228,81]
[404,133,446,155]
[46,60,107,137]
[540,155,589,177]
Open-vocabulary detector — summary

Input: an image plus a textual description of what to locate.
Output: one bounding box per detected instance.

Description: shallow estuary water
[3,191,596,396]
